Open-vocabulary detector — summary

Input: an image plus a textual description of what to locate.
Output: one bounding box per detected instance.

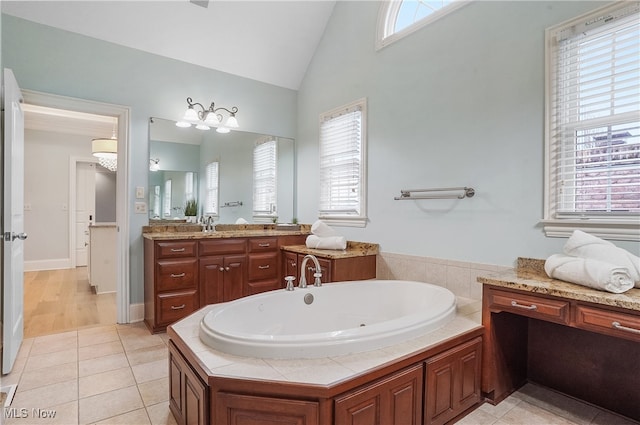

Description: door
[2,68,25,374]
[75,162,96,266]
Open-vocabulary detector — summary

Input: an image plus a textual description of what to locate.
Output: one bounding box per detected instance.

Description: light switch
[136,187,145,199]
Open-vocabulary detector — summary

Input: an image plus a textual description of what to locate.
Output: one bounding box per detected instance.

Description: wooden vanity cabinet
[144,239,200,333]
[246,237,280,295]
[169,341,208,425]
[282,251,375,284]
[199,239,247,305]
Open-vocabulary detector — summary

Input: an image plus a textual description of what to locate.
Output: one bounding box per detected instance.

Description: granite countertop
[477,257,640,312]
[281,241,379,259]
[143,229,310,240]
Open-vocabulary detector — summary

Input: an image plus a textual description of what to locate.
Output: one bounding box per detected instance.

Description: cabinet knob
[225,267,230,271]
[219,267,224,272]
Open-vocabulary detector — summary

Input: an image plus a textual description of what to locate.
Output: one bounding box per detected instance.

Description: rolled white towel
[311,220,338,237]
[563,230,640,287]
[544,254,634,294]
[305,235,347,250]
[235,218,249,224]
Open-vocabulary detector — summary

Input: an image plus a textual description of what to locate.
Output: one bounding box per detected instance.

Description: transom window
[377,0,470,49]
[543,2,640,240]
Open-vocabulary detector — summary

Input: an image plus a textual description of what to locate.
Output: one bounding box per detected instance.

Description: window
[253,138,277,218]
[204,162,219,216]
[377,0,470,49]
[319,98,367,227]
[544,2,639,240]
[185,171,195,203]
[163,179,172,217]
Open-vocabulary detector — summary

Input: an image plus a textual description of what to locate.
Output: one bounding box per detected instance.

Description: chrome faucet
[205,216,215,232]
[299,254,322,288]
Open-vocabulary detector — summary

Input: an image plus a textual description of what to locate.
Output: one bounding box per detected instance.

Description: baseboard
[129,303,145,323]
[24,259,72,272]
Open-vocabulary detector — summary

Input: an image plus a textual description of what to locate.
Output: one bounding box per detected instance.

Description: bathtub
[199,279,456,359]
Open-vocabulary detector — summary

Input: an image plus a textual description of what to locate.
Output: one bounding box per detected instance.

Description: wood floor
[23,267,116,338]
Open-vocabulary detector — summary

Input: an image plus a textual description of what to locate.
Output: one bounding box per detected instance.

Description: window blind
[548,3,640,217]
[163,179,172,217]
[185,171,194,203]
[319,105,363,217]
[204,162,219,215]
[253,140,277,216]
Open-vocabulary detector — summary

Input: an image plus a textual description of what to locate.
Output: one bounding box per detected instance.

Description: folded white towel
[235,218,249,224]
[544,254,634,294]
[311,220,338,237]
[563,230,640,287]
[305,235,347,250]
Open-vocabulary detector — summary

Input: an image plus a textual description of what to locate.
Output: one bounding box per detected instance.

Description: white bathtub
[199,279,456,359]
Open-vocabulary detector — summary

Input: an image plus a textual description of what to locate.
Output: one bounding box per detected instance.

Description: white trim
[69,156,98,268]
[540,219,640,241]
[22,90,131,324]
[376,0,472,51]
[24,259,71,272]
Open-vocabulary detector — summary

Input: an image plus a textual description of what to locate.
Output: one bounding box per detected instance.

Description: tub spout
[299,254,322,288]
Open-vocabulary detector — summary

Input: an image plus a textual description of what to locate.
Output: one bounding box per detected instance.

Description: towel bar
[394,187,475,200]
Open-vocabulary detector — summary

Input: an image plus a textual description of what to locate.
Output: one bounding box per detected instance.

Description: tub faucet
[299,254,322,288]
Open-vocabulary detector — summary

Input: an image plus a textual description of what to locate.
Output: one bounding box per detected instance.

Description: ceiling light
[92,123,117,171]
[175,97,239,132]
[150,158,160,172]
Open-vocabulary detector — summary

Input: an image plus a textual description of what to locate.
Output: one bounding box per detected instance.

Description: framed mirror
[149,117,295,224]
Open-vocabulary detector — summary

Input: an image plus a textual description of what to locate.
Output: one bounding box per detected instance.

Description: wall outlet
[134,202,147,214]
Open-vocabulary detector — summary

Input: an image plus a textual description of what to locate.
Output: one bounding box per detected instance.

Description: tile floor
[2,322,638,425]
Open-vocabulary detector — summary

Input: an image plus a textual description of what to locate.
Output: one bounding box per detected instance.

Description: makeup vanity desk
[478,258,640,421]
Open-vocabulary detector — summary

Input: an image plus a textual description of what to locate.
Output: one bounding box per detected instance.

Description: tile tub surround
[376,251,511,301]
[168,296,482,386]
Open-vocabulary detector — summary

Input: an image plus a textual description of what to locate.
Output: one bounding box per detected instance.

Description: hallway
[23,267,116,338]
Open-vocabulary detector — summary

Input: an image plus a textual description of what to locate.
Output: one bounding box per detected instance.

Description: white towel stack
[235,218,249,224]
[305,220,347,250]
[544,230,639,293]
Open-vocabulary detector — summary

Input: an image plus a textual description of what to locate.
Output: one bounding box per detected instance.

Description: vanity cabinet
[199,239,247,305]
[282,251,376,284]
[215,393,320,425]
[424,337,482,425]
[334,364,423,425]
[144,240,200,333]
[246,237,280,295]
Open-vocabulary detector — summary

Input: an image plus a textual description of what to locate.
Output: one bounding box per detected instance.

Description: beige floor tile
[479,394,522,419]
[24,347,77,372]
[126,344,168,367]
[10,380,78,410]
[94,407,152,425]
[79,366,136,398]
[131,359,169,384]
[78,385,143,424]
[516,383,601,424]
[78,340,123,361]
[18,362,78,392]
[500,400,581,424]
[456,406,500,425]
[78,329,120,348]
[29,332,78,356]
[77,324,117,336]
[146,402,178,425]
[120,334,166,353]
[138,377,169,406]
[78,352,129,377]
[5,400,78,425]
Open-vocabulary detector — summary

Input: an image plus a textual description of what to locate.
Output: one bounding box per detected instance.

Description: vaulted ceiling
[1,0,336,90]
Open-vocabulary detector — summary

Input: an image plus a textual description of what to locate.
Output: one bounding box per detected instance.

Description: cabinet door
[169,342,208,425]
[215,392,319,425]
[425,338,482,425]
[335,364,423,425]
[301,255,332,285]
[224,255,246,302]
[200,256,224,305]
[169,349,184,424]
[283,251,298,279]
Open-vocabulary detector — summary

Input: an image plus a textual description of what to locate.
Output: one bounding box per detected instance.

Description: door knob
[4,232,28,241]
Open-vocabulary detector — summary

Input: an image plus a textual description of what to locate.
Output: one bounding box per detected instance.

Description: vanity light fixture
[150,158,160,172]
[92,123,118,172]
[176,97,239,133]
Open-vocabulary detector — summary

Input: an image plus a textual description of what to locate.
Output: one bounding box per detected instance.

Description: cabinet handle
[258,243,270,247]
[170,248,186,252]
[612,321,640,334]
[170,273,186,278]
[510,300,537,310]
[258,265,270,269]
[171,304,186,310]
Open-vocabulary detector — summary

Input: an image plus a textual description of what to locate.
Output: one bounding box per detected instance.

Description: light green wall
[2,14,297,304]
[297,1,638,265]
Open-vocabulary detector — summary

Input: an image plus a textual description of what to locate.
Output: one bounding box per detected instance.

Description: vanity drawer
[248,237,278,253]
[575,304,640,342]
[156,241,197,259]
[157,259,197,292]
[488,289,570,325]
[199,239,246,256]
[158,291,198,325]
[248,253,278,280]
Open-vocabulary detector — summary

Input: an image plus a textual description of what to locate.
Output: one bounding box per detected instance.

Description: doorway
[21,90,130,334]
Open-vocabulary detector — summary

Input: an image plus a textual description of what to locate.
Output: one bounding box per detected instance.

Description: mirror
[149,117,295,224]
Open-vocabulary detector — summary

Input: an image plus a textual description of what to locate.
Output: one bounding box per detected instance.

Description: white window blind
[204,162,219,215]
[319,99,367,226]
[545,2,640,239]
[253,139,277,216]
[185,171,194,203]
[163,179,172,217]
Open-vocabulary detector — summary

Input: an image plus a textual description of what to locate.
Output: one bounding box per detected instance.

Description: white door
[75,162,96,267]
[2,69,25,374]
